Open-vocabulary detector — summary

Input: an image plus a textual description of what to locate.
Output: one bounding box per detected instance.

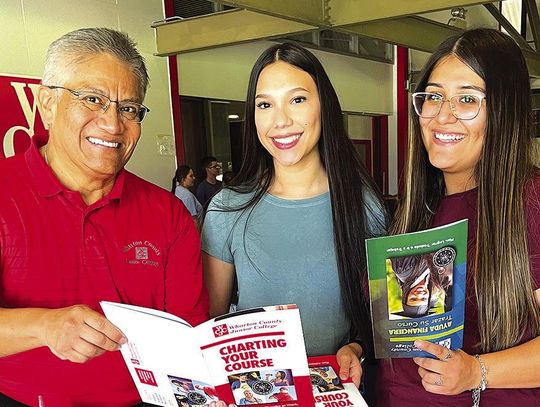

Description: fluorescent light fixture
[228,114,240,120]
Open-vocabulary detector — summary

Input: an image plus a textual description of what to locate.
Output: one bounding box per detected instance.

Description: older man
[0,28,208,406]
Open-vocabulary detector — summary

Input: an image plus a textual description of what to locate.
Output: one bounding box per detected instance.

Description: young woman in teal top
[201,43,386,390]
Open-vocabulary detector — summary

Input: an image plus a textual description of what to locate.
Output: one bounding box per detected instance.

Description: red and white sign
[0,74,47,159]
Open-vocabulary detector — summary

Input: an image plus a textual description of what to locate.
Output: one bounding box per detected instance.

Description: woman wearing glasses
[201,42,386,392]
[379,28,540,406]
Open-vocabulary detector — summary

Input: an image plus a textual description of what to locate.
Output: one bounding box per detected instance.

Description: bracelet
[471,354,487,407]
[475,354,488,391]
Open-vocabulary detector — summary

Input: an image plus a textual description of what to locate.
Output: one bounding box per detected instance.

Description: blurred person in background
[196,156,222,205]
[172,165,202,217]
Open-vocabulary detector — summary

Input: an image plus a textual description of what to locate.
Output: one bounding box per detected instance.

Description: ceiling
[153,0,540,76]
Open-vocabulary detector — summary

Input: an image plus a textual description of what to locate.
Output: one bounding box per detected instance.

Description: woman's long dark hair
[204,42,386,350]
[171,165,192,193]
[394,28,540,351]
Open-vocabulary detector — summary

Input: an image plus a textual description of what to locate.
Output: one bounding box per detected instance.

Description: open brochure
[366,219,468,358]
[308,356,368,407]
[101,302,314,406]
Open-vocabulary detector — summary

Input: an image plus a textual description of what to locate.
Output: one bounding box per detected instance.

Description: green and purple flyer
[366,219,468,358]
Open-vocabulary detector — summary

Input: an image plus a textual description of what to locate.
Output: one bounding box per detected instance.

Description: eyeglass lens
[77,92,148,122]
[413,93,482,119]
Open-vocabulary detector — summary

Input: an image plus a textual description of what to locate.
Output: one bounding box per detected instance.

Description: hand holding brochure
[366,219,468,358]
[101,302,314,406]
[308,356,368,407]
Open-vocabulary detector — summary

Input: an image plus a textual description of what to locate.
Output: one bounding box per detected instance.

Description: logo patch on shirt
[123,240,161,267]
[135,247,148,260]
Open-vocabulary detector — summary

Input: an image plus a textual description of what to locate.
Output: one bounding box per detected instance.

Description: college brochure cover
[366,219,468,358]
[101,302,314,406]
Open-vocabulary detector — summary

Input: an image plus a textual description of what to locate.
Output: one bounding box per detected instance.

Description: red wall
[0,75,47,158]
[164,0,185,164]
[396,46,409,196]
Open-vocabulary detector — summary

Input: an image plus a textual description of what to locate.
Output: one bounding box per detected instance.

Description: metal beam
[339,16,462,53]
[484,3,534,51]
[211,0,326,25]
[153,9,316,56]
[328,0,499,25]
[339,15,540,77]
[154,0,500,56]
[532,91,540,109]
[152,0,540,77]
[524,0,540,50]
[523,49,540,78]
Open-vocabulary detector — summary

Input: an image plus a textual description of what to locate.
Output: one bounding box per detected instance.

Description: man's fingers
[42,305,126,363]
[78,322,123,353]
[72,330,109,359]
[52,342,101,364]
[67,345,104,364]
[83,312,126,346]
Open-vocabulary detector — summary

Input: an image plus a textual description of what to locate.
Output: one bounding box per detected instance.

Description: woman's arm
[414,286,540,395]
[414,339,540,394]
[474,288,540,389]
[203,252,236,317]
[479,335,540,388]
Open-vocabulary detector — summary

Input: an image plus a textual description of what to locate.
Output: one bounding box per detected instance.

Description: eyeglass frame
[44,85,150,123]
[411,91,486,120]
[208,164,222,170]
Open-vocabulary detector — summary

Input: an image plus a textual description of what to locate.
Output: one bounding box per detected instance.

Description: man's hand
[336,343,363,387]
[39,305,126,363]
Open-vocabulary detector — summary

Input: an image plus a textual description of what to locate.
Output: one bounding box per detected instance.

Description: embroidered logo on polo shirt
[123,240,161,267]
[135,247,148,260]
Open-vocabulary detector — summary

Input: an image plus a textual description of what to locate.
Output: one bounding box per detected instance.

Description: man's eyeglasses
[208,164,221,170]
[45,85,150,123]
[412,92,486,120]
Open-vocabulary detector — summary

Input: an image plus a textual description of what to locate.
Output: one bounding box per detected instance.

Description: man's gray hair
[42,27,149,97]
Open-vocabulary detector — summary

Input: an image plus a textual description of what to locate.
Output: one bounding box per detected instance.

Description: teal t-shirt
[201,188,384,356]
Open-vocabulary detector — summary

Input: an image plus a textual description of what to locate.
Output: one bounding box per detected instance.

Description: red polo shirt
[0,139,208,406]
